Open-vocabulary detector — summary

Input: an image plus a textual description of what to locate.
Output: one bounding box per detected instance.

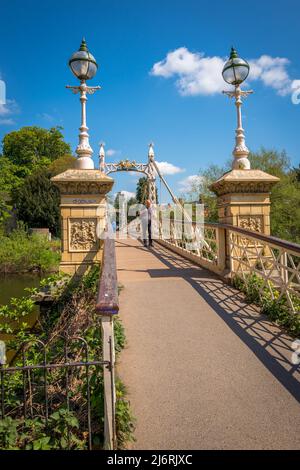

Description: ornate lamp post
[66,38,100,169]
[222,47,253,170]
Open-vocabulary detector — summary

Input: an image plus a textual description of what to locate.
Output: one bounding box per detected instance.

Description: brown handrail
[170,218,300,254]
[205,222,300,254]
[96,232,119,315]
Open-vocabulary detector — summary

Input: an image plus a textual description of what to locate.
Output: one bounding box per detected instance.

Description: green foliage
[0,295,34,335]
[0,126,73,235]
[48,154,76,176]
[249,148,300,244]
[114,317,126,353]
[2,126,71,169]
[136,177,148,205]
[0,225,60,274]
[136,177,158,205]
[0,156,22,194]
[13,170,61,236]
[0,266,134,449]
[232,273,300,336]
[182,164,227,222]
[185,148,300,242]
[115,378,135,448]
[0,409,85,450]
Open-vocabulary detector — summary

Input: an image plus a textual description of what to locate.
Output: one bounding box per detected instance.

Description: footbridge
[96,143,300,449]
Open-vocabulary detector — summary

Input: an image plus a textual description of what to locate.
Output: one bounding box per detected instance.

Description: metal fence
[0,335,114,450]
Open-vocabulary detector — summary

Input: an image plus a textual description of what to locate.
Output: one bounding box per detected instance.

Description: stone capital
[51,169,114,195]
[209,169,279,197]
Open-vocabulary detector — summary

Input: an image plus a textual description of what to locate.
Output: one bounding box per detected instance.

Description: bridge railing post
[216,226,227,272]
[96,232,119,449]
[100,314,116,450]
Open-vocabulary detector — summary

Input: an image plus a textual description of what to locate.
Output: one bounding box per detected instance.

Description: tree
[185,149,300,243]
[181,165,227,222]
[2,126,71,170]
[0,127,74,235]
[136,177,158,204]
[48,154,76,176]
[249,149,300,243]
[12,154,76,236]
[14,170,60,236]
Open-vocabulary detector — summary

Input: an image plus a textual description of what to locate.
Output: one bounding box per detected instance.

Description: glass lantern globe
[222,47,249,86]
[68,38,98,81]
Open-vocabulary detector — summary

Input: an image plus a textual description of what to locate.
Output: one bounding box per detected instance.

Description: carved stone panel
[68,218,98,252]
[237,215,264,247]
[238,215,263,233]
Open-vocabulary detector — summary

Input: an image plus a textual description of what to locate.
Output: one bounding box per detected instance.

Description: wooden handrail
[205,222,300,255]
[170,219,300,255]
[96,232,119,315]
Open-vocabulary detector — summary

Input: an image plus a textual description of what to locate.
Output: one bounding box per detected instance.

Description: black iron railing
[0,335,113,450]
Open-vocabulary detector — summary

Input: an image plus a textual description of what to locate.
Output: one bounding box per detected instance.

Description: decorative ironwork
[0,336,113,450]
[229,229,300,314]
[157,219,300,316]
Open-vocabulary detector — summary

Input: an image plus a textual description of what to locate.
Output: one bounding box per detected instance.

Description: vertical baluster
[85,343,92,450]
[0,365,4,419]
[64,339,70,449]
[280,250,289,285]
[109,335,116,450]
[43,345,48,425]
[22,346,27,419]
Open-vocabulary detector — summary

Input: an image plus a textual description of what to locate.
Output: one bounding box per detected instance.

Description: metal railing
[0,336,112,450]
[96,227,119,450]
[157,220,300,315]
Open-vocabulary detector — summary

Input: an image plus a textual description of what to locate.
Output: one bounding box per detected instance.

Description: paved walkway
[116,237,300,450]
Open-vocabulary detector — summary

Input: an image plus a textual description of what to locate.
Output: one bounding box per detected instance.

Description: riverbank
[0,227,60,274]
[0,267,134,450]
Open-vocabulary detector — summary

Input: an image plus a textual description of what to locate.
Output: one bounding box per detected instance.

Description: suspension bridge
[97,142,300,450]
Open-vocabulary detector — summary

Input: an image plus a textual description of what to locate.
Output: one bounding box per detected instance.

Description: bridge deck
[116,237,300,450]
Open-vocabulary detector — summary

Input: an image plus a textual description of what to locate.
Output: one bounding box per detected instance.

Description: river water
[0,274,41,306]
[0,274,41,362]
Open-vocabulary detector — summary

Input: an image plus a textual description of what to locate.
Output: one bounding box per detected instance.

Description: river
[0,274,41,363]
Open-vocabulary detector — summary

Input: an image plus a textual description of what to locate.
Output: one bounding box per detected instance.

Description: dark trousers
[143,221,152,246]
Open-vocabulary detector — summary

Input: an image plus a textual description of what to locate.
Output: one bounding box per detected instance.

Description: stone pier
[51,169,113,276]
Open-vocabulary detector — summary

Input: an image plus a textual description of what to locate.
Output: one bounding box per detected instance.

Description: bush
[0,267,135,449]
[0,225,60,273]
[232,273,300,336]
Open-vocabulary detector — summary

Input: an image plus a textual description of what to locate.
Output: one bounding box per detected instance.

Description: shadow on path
[146,241,300,404]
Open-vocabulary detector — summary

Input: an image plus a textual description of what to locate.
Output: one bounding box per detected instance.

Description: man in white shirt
[141,199,153,247]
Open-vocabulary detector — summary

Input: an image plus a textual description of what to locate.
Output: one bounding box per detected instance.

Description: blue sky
[1,0,300,200]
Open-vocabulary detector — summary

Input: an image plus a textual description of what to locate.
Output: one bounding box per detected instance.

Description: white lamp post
[222,47,253,170]
[99,142,105,172]
[66,38,100,169]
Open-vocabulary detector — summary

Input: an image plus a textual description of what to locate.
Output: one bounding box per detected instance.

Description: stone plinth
[51,169,114,276]
[210,169,279,236]
[210,169,279,271]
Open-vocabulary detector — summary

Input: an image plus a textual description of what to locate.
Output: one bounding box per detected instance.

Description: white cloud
[0,118,15,125]
[151,47,296,96]
[106,149,120,157]
[116,190,136,201]
[0,99,19,125]
[38,112,54,122]
[178,175,203,193]
[248,55,292,95]
[0,99,19,116]
[155,161,185,175]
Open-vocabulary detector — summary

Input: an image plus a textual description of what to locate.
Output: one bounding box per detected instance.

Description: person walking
[141,199,153,247]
